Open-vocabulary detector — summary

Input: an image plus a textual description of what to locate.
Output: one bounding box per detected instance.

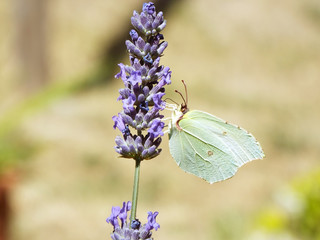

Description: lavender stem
[130,157,141,225]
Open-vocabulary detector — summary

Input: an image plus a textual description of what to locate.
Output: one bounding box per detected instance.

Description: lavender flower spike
[113,2,171,161]
[107,201,160,240]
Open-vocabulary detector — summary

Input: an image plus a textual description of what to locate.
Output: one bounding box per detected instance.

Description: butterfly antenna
[175,89,186,106]
[181,80,188,106]
[174,80,189,113]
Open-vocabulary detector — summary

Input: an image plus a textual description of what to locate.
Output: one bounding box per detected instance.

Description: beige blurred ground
[1,0,320,239]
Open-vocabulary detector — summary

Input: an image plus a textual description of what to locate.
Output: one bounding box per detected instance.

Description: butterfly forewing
[169,110,264,184]
[184,111,264,163]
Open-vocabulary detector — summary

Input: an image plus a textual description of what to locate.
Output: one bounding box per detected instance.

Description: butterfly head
[175,80,189,114]
[180,102,189,114]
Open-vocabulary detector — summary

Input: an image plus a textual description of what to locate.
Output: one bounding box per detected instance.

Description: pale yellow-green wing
[169,110,264,184]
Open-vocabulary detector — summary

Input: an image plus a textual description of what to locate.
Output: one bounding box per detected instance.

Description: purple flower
[142,2,156,15]
[117,88,132,101]
[112,114,130,136]
[119,201,131,227]
[106,206,121,229]
[145,211,160,231]
[107,201,160,239]
[127,71,142,86]
[115,63,128,84]
[162,67,172,85]
[143,53,153,64]
[131,219,141,230]
[130,29,139,42]
[123,94,136,114]
[148,119,164,138]
[139,101,149,112]
[152,92,165,110]
[112,114,125,131]
[113,2,171,161]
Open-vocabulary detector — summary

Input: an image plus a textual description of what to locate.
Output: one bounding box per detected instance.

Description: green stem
[130,157,141,225]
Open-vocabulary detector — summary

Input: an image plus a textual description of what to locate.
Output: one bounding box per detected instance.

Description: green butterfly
[168,81,265,184]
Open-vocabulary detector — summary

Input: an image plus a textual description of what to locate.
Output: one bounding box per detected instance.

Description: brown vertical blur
[13,0,49,93]
[0,173,13,240]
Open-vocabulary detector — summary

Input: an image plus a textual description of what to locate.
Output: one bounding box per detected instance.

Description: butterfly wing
[169,110,264,184]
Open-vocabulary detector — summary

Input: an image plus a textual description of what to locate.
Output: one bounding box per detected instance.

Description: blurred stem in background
[13,0,49,93]
[0,134,34,240]
[0,173,11,240]
[0,171,17,240]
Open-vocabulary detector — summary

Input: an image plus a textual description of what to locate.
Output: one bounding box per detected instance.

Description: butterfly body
[168,107,264,184]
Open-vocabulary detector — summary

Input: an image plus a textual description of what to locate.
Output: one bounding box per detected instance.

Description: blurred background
[0,0,320,239]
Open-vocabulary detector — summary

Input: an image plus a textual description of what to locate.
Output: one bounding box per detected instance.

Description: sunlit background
[1,0,320,239]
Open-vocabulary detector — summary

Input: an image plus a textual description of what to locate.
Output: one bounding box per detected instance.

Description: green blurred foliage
[212,212,249,240]
[302,0,320,27]
[254,170,320,240]
[256,208,288,233]
[0,133,36,175]
[291,170,320,239]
